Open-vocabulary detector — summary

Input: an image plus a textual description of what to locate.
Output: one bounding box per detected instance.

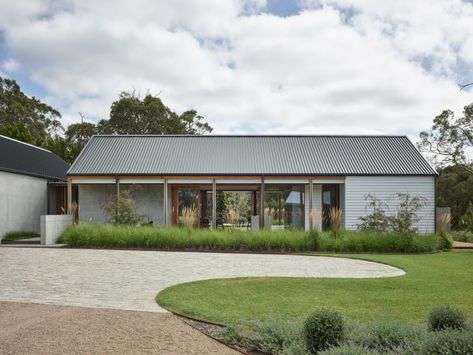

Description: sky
[0,0,472,139]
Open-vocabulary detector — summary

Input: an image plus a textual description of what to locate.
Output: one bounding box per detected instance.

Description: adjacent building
[0,135,70,238]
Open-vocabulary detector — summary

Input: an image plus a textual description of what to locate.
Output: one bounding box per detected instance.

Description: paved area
[0,248,404,312]
[454,240,473,249]
[0,301,236,355]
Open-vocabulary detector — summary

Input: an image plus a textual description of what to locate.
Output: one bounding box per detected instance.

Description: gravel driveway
[0,248,404,312]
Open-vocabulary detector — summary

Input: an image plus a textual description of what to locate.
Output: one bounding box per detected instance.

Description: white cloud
[0,0,471,136]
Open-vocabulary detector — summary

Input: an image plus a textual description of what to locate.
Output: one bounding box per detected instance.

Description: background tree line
[418,102,473,229]
[0,76,212,163]
[1,75,473,229]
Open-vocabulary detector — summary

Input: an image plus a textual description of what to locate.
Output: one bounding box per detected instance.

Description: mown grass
[59,223,441,253]
[156,251,473,326]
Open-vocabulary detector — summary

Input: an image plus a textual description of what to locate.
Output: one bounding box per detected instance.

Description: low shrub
[437,233,454,250]
[317,231,439,253]
[304,309,344,354]
[319,344,379,355]
[2,231,39,241]
[59,223,441,253]
[452,230,473,242]
[422,330,473,355]
[348,320,425,353]
[243,320,303,355]
[219,326,242,346]
[428,305,467,331]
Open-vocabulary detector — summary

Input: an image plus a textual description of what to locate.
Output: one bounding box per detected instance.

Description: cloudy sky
[1,0,472,138]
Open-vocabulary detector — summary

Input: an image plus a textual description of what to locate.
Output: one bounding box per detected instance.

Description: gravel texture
[0,301,236,355]
[0,248,403,312]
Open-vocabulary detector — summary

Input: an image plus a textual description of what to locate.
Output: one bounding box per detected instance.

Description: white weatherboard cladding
[344,176,435,233]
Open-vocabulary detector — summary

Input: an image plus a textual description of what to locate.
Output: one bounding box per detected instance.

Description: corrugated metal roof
[0,135,69,181]
[67,135,437,176]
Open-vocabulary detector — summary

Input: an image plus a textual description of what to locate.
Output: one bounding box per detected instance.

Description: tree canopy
[0,76,212,163]
[0,77,63,146]
[418,103,473,228]
[418,103,473,174]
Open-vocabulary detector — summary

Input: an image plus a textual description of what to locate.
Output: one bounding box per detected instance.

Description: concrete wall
[344,176,436,233]
[78,184,165,225]
[0,170,48,238]
[41,215,73,245]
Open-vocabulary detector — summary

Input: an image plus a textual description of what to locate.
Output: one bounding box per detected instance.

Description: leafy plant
[304,309,344,354]
[358,193,390,232]
[358,193,427,234]
[103,188,142,225]
[389,193,427,234]
[428,305,467,331]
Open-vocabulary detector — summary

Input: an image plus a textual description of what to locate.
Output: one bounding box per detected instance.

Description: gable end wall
[344,176,435,233]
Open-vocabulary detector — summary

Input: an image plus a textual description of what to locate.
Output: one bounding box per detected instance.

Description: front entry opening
[322,184,340,231]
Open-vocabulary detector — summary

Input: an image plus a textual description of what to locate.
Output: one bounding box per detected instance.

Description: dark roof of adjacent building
[68,135,437,176]
[0,135,69,181]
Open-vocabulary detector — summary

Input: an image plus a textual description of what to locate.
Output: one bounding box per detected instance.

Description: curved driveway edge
[0,248,404,312]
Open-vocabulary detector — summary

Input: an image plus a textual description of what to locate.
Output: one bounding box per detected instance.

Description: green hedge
[59,223,442,253]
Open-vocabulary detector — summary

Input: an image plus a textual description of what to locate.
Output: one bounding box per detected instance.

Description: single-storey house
[67,135,437,232]
[0,135,70,239]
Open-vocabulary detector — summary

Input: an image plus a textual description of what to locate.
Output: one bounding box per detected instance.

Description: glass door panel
[177,187,199,227]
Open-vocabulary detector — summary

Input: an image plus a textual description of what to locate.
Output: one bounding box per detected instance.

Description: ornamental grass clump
[182,206,198,228]
[225,208,240,230]
[428,305,467,332]
[329,207,343,237]
[304,309,344,354]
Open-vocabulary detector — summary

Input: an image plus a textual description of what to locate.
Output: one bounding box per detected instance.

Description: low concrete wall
[41,215,73,245]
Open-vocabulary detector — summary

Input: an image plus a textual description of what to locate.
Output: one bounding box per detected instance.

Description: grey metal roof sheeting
[67,135,437,176]
[0,135,69,181]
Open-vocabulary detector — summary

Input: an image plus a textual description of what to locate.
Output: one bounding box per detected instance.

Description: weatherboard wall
[344,176,436,233]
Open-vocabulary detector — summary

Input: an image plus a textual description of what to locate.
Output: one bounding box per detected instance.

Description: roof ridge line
[0,134,51,152]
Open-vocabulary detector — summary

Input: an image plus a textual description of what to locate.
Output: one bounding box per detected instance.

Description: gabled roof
[0,135,69,181]
[68,135,437,176]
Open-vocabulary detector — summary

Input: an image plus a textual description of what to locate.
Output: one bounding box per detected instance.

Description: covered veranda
[67,176,343,231]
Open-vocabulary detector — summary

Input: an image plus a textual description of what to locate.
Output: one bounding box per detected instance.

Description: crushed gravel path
[0,301,237,355]
[0,248,404,312]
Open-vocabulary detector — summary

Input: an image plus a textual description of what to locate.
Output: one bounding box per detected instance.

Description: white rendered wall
[344,176,436,233]
[0,171,47,238]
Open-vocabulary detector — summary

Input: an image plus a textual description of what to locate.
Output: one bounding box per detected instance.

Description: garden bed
[59,224,444,254]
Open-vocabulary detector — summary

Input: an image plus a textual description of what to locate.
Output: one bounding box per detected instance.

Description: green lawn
[156,251,473,326]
